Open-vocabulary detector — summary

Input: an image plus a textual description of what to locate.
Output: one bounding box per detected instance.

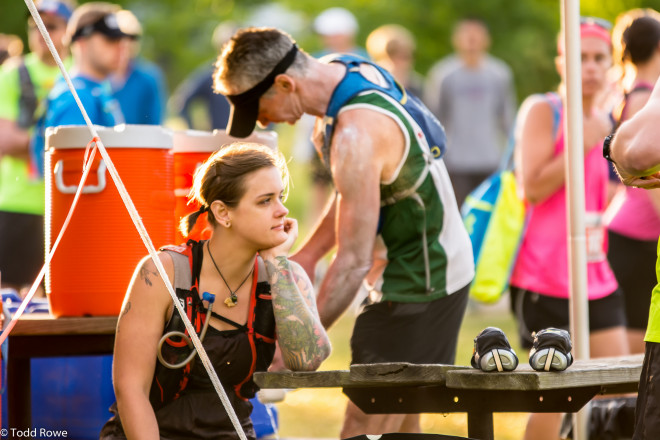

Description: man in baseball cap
[66,2,131,44]
[30,2,126,179]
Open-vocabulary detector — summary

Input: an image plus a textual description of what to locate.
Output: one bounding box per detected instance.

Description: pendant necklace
[206,241,254,308]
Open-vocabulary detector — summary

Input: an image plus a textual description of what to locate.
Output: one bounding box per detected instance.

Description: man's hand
[615,166,660,189]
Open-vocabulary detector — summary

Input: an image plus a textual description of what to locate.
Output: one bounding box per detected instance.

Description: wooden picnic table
[254,354,643,440]
[4,314,118,428]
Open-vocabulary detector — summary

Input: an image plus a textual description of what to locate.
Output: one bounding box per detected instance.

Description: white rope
[1,3,249,438]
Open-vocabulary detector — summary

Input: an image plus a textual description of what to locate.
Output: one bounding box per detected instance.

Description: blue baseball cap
[35,0,74,22]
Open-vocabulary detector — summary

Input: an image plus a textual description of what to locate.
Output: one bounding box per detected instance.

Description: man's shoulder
[484,55,513,77]
[428,55,462,79]
[46,77,107,125]
[132,59,166,83]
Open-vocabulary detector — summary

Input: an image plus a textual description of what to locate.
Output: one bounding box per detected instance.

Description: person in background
[31,1,127,178]
[605,9,660,355]
[0,0,73,296]
[312,7,369,59]
[424,17,516,208]
[366,24,424,98]
[168,21,238,131]
[214,27,474,437]
[510,18,629,440]
[100,143,330,439]
[110,9,167,125]
[0,34,23,65]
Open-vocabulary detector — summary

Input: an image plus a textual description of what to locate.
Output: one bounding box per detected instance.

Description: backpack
[461,93,562,303]
[320,54,448,172]
[149,240,275,410]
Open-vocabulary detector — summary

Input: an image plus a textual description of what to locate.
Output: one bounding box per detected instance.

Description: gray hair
[213,27,309,95]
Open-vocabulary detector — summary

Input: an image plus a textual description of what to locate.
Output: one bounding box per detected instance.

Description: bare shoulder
[624,90,653,121]
[333,108,405,181]
[135,251,175,288]
[519,94,555,122]
[516,94,557,138]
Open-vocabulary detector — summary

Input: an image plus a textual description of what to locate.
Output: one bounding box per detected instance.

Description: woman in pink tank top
[509,18,630,440]
[605,9,660,354]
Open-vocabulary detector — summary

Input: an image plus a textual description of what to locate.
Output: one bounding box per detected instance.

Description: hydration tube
[0,3,250,439]
[157,292,216,369]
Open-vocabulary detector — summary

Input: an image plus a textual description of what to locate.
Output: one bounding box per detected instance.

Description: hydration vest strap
[234,256,260,400]
[17,58,37,129]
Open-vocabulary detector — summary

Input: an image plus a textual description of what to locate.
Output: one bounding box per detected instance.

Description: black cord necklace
[206,241,254,308]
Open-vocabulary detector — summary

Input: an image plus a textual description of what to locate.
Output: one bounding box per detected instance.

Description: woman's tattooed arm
[264,256,331,371]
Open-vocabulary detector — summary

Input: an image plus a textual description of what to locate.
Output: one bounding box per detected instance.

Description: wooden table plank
[445,354,644,391]
[10,314,118,335]
[350,363,470,385]
[254,370,350,388]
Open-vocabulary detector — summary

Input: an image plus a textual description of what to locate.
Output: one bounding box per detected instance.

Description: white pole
[561,0,591,439]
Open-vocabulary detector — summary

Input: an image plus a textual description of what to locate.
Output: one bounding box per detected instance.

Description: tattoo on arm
[265,256,330,371]
[139,264,159,287]
[116,301,131,334]
[121,301,132,318]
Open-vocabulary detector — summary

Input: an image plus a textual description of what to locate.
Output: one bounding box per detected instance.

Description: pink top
[510,103,619,300]
[606,187,660,240]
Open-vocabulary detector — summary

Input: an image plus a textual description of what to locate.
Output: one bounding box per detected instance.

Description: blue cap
[36,0,74,22]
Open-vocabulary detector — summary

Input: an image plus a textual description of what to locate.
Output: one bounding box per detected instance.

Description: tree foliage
[4,0,660,106]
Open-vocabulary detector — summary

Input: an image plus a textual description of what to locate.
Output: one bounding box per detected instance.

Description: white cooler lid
[46,124,173,150]
[172,129,278,152]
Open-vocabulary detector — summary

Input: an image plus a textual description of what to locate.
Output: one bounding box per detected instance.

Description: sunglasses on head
[581,16,613,31]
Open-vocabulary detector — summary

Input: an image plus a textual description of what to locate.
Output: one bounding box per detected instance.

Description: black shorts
[509,285,627,349]
[608,230,657,330]
[350,285,469,365]
[0,211,44,287]
[634,341,660,439]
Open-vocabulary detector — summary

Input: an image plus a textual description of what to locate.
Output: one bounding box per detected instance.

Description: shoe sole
[529,347,570,371]
[479,348,519,372]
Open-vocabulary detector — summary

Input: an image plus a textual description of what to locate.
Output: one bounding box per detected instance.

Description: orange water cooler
[173,129,278,244]
[45,124,175,317]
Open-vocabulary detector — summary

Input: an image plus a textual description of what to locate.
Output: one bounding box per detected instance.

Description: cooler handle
[54,159,107,194]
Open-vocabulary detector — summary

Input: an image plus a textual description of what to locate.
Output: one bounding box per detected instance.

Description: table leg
[7,355,31,428]
[467,410,494,440]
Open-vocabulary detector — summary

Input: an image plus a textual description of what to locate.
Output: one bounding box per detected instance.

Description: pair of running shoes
[470,327,574,372]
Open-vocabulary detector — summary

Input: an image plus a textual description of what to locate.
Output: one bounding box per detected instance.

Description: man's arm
[611,77,660,188]
[315,108,402,328]
[290,192,337,283]
[0,119,30,159]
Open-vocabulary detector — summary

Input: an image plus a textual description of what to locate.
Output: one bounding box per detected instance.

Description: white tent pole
[561,0,591,439]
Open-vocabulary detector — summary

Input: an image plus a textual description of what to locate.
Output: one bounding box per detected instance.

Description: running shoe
[528,327,574,372]
[470,326,519,372]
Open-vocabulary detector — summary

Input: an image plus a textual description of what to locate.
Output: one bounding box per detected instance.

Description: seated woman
[101,142,331,439]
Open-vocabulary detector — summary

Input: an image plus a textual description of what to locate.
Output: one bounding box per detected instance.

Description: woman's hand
[260,217,298,260]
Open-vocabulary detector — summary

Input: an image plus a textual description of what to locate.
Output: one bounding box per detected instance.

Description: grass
[273,301,529,440]
[271,126,529,439]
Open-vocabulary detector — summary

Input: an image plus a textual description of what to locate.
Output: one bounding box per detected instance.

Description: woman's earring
[226,221,231,228]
